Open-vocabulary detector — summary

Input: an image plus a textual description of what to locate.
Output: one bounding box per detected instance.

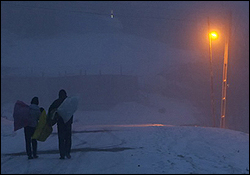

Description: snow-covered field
[1,94,249,174]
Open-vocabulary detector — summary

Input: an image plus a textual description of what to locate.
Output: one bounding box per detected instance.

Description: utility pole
[220,11,232,128]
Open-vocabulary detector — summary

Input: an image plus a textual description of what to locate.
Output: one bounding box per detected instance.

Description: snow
[1,94,249,174]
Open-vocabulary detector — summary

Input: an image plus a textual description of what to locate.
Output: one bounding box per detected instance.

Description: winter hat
[59,89,67,99]
[31,97,39,105]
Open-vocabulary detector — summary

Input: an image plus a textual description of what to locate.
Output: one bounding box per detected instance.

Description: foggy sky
[1,1,249,51]
[1,1,249,133]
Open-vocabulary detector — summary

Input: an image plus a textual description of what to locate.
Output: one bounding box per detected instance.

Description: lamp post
[208,17,218,127]
[207,11,231,129]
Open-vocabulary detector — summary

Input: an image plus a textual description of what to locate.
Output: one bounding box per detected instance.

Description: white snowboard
[57,96,79,123]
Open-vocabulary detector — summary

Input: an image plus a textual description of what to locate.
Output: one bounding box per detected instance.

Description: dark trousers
[57,117,72,157]
[24,126,37,157]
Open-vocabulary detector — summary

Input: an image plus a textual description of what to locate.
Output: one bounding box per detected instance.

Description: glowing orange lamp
[210,31,218,40]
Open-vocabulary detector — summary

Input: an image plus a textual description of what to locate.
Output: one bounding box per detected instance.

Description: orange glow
[210,32,218,40]
[81,123,173,129]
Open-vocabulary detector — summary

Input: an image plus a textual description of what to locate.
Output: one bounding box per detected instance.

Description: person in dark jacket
[48,89,73,159]
[24,96,41,159]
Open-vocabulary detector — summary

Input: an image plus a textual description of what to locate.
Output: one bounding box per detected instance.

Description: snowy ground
[1,94,249,174]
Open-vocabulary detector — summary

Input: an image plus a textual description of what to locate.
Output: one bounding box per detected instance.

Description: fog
[1,1,249,133]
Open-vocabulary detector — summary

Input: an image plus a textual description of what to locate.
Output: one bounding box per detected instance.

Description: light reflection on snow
[82,123,173,128]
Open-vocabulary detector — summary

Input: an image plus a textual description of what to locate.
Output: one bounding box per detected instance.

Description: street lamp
[208,17,218,127]
[208,31,218,127]
[210,32,218,40]
[207,12,231,129]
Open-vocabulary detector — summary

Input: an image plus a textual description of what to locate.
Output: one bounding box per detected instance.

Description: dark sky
[1,1,249,52]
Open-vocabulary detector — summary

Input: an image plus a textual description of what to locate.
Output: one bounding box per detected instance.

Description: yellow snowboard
[32,110,53,142]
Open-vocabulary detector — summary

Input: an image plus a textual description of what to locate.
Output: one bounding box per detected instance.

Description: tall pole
[220,11,232,128]
[220,41,228,128]
[208,17,216,127]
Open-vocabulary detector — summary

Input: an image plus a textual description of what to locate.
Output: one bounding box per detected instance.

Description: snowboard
[13,100,31,131]
[57,96,79,123]
[32,110,53,141]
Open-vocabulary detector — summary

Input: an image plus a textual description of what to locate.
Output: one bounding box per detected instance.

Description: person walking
[24,96,41,159]
[48,89,73,159]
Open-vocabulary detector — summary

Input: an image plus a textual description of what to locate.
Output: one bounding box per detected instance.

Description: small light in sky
[111,10,114,18]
